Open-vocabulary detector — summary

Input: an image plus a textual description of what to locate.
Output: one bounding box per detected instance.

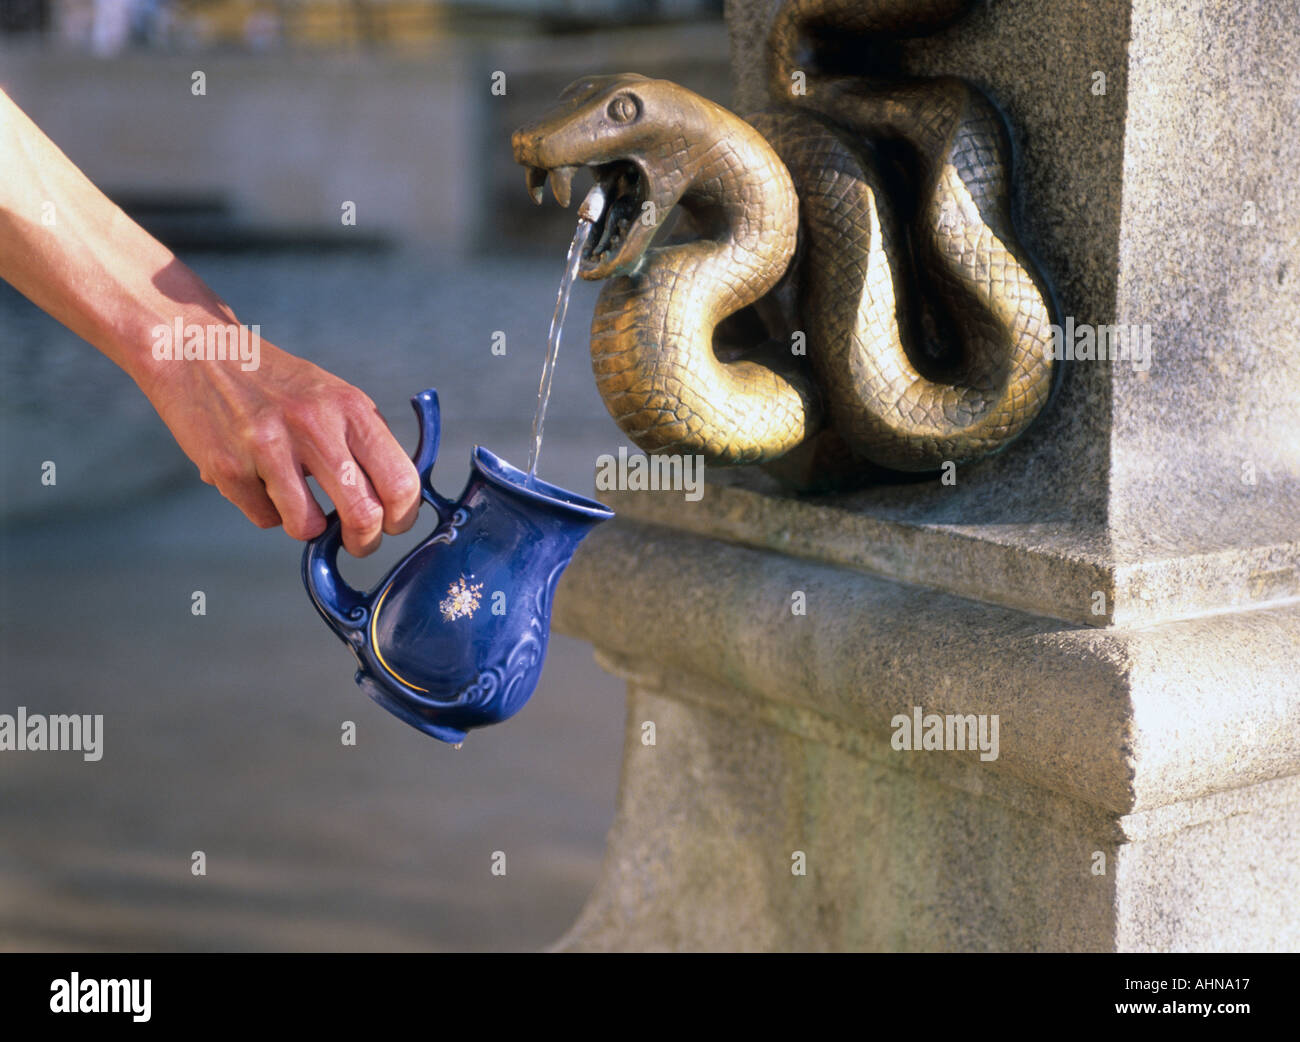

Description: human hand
[142,339,421,557]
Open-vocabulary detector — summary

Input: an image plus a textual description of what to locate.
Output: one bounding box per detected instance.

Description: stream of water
[526,186,605,485]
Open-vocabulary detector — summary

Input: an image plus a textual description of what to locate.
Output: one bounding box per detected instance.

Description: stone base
[552,522,1300,952]
[556,679,1299,952]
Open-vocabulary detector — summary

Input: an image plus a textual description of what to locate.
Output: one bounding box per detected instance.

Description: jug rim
[472,446,615,520]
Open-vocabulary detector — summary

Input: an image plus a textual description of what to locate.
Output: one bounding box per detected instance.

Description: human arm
[0,88,419,556]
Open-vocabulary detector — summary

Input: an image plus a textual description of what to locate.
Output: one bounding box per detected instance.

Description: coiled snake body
[512,0,1057,483]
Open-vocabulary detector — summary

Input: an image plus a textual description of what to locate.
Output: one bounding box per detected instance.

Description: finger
[200,457,283,529]
[217,475,283,530]
[346,407,422,536]
[302,445,386,558]
[256,454,327,541]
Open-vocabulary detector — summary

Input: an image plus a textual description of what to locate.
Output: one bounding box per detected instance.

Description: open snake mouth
[523,159,652,280]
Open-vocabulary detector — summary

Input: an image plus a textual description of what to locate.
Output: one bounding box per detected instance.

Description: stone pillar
[551,0,1300,951]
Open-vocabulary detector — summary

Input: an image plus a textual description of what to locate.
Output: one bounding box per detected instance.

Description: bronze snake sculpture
[512,0,1058,486]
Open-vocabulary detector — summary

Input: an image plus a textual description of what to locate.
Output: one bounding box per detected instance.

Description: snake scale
[512,0,1057,484]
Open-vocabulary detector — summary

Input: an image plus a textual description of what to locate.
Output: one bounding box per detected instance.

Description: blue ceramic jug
[303,389,613,744]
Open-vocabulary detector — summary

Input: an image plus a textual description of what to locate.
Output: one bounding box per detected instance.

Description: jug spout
[470,447,615,533]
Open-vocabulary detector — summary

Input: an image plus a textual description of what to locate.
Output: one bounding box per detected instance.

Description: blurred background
[0,0,728,950]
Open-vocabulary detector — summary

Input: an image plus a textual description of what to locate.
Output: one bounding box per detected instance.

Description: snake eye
[607,93,641,124]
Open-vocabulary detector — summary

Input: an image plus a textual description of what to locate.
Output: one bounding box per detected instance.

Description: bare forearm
[0,88,232,396]
[0,88,420,554]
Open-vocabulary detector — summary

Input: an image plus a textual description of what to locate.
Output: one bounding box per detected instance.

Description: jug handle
[302,388,453,637]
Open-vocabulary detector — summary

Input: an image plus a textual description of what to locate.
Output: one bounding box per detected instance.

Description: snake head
[512,73,696,280]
